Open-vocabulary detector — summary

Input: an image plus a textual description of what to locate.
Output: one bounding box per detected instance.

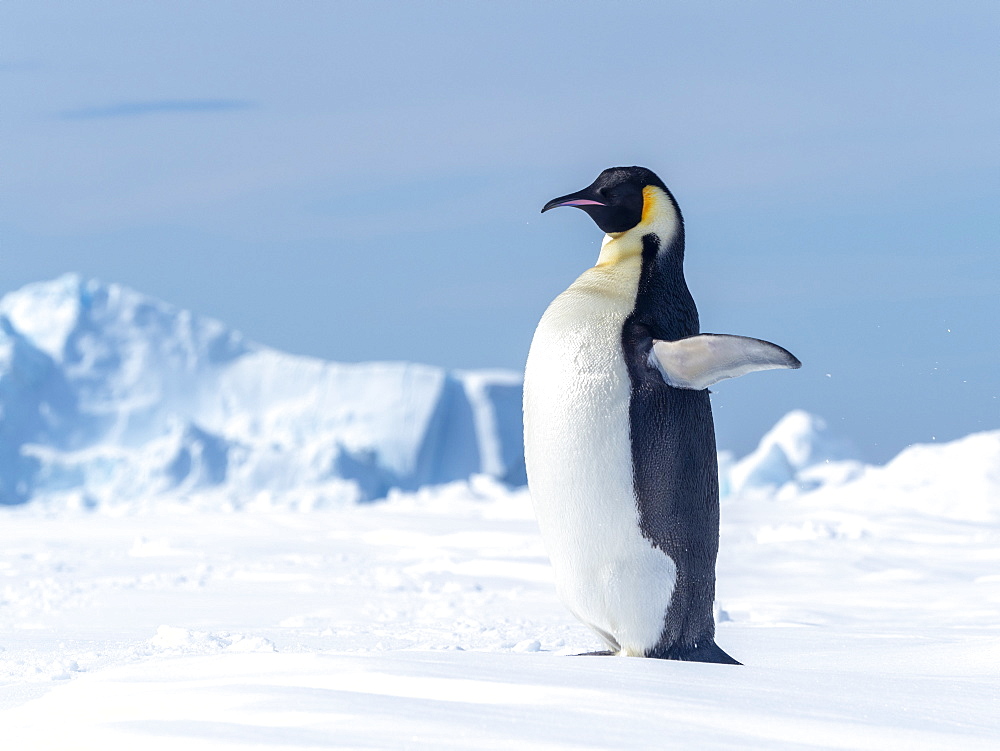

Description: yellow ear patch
[640,185,661,226]
[595,184,679,268]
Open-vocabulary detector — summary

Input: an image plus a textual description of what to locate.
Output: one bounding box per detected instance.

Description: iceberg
[0,275,526,506]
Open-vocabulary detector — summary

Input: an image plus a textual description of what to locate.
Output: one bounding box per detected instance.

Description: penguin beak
[541,190,607,213]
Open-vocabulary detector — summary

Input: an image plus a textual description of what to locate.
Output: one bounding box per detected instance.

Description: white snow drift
[1,438,998,748]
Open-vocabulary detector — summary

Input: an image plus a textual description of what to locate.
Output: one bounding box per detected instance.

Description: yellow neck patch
[595,185,679,268]
[640,185,662,226]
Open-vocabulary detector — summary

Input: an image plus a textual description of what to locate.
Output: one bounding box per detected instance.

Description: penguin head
[541,166,669,234]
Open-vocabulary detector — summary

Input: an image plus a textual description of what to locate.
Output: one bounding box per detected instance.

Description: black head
[541,166,668,234]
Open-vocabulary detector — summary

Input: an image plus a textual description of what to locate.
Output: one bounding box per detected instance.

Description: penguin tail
[647,640,741,665]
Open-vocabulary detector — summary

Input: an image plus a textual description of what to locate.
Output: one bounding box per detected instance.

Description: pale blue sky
[2,1,998,461]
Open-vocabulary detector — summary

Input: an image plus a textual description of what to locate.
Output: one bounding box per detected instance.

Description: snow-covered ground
[2,434,999,749]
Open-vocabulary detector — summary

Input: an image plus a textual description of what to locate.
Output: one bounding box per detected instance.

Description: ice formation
[0,275,526,506]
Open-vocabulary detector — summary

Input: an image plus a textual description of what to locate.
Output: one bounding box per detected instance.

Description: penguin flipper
[648,334,801,391]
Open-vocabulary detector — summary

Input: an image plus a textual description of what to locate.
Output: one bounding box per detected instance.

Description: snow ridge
[728,410,864,497]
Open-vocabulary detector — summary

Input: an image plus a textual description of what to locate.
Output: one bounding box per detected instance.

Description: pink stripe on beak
[554,199,606,207]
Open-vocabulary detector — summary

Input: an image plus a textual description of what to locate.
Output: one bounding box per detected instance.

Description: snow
[728,410,863,496]
[2,434,999,748]
[0,276,997,748]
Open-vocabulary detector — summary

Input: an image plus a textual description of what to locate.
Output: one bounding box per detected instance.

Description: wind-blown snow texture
[0,275,526,508]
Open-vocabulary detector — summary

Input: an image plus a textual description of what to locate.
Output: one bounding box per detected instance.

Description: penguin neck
[628,188,699,340]
[585,184,697,340]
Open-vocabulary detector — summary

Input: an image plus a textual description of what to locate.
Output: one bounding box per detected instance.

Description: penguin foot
[647,640,741,665]
[574,650,615,656]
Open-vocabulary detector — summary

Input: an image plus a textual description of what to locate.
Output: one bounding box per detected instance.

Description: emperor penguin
[523,166,800,664]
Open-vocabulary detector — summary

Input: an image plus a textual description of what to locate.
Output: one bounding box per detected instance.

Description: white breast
[523,230,677,656]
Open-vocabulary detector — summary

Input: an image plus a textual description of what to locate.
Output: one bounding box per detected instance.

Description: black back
[619,196,739,664]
